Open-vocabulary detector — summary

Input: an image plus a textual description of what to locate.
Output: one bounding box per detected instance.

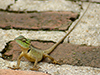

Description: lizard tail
[43,2,90,54]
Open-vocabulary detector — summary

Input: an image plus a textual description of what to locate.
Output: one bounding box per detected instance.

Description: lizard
[9,2,90,70]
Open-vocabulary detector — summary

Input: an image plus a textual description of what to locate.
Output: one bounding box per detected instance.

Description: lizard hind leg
[30,59,40,71]
[43,53,61,65]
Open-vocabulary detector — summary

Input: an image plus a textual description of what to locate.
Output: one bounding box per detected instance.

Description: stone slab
[66,2,100,46]
[68,0,100,3]
[9,0,80,12]
[0,0,100,12]
[0,0,14,10]
[0,11,78,30]
[1,40,100,68]
[81,0,100,3]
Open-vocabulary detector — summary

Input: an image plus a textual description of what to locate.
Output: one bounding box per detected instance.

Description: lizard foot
[52,60,61,65]
[8,65,20,70]
[30,66,40,71]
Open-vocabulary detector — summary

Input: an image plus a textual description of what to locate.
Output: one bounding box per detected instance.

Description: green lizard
[11,35,60,70]
[9,3,90,70]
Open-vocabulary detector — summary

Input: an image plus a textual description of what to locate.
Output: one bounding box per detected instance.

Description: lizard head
[14,35,31,48]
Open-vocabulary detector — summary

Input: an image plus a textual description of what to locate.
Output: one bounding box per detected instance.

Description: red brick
[0,69,49,75]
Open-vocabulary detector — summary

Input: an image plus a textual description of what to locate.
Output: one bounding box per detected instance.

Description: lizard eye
[27,49,31,53]
[22,39,26,42]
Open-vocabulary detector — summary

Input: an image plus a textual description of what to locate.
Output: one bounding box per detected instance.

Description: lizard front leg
[8,52,24,70]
